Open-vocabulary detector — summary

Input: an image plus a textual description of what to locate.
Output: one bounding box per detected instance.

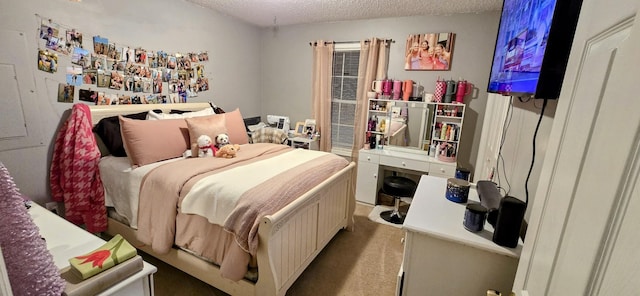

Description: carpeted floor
[144,203,404,296]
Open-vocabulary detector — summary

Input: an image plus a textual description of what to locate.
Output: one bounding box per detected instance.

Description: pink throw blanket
[50,104,106,233]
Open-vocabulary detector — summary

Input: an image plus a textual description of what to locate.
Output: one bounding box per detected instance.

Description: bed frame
[89,103,356,296]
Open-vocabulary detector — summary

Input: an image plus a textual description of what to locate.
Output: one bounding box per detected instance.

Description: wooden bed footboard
[106,162,355,296]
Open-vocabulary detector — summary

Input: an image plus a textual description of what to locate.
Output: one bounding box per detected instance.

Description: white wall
[0,0,262,205]
[476,95,557,221]
[259,12,501,170]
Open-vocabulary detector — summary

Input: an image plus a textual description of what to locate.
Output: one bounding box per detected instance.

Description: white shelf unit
[366,98,392,146]
[429,102,465,162]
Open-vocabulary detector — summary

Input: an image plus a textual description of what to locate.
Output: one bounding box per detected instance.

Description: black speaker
[492,196,526,248]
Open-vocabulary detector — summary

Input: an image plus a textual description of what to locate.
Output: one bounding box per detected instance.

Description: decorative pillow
[224,108,249,145]
[185,114,228,154]
[92,111,154,157]
[119,116,190,166]
[146,107,214,120]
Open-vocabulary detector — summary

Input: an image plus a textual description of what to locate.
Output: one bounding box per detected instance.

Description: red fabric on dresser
[50,103,107,232]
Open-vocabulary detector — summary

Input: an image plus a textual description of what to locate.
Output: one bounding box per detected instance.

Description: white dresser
[398,175,522,296]
[29,203,157,296]
[355,147,457,204]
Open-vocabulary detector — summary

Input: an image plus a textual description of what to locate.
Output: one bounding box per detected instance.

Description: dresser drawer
[359,151,380,163]
[379,155,429,173]
[429,163,456,177]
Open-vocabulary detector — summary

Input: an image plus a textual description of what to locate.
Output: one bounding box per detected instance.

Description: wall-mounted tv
[487,0,583,99]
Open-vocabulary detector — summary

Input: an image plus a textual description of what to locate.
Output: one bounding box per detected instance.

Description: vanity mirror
[366,99,434,153]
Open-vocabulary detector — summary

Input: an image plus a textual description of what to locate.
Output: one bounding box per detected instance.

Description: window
[331,43,360,155]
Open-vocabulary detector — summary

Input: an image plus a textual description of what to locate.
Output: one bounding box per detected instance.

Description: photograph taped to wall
[405,33,455,71]
[57,83,74,103]
[79,89,97,103]
[46,35,71,55]
[96,70,110,87]
[39,20,59,41]
[83,70,96,84]
[93,36,108,55]
[135,48,147,64]
[65,66,83,86]
[107,43,119,60]
[71,47,89,68]
[65,29,82,49]
[37,50,58,73]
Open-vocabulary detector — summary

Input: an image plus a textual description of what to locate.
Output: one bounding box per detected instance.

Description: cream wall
[0,0,262,205]
[259,12,501,171]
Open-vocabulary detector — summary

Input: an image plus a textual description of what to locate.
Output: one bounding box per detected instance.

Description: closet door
[0,30,43,151]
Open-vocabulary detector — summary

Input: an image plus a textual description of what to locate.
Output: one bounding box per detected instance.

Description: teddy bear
[216,144,240,158]
[197,134,216,157]
[214,133,230,149]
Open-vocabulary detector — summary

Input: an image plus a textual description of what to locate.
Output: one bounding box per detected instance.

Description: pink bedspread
[135,143,348,279]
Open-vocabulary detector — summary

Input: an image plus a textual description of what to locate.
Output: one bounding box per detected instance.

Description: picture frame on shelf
[303,119,316,137]
[294,122,305,136]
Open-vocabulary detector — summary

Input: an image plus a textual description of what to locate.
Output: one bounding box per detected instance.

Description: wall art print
[404,33,455,71]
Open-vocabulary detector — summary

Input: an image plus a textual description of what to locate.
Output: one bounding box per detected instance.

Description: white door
[513,0,640,295]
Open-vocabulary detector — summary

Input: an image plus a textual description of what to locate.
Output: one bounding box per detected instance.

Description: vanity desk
[355,146,456,204]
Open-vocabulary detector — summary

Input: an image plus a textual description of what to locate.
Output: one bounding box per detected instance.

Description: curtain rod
[309,39,394,46]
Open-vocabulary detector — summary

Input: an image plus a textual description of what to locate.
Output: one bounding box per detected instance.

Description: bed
[89,103,356,296]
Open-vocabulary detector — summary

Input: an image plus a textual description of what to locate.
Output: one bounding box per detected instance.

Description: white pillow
[146,108,215,120]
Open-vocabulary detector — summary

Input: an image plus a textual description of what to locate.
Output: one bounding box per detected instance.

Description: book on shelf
[61,255,143,296]
[68,234,137,280]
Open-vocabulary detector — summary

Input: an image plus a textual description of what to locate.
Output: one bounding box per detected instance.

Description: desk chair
[380,175,417,224]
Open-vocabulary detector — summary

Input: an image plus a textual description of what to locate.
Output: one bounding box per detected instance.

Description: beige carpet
[144,203,404,296]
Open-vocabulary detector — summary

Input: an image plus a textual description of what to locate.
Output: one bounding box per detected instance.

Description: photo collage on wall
[36,16,210,105]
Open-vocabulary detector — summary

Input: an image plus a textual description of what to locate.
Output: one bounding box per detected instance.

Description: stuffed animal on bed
[197,135,216,157]
[214,133,230,149]
[216,144,239,158]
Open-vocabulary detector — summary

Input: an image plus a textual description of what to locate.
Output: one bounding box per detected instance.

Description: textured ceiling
[186,0,503,27]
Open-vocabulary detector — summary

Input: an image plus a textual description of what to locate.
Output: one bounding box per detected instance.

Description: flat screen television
[487,0,583,99]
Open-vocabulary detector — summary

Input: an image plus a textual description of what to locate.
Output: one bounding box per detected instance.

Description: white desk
[29,203,157,296]
[355,147,457,204]
[399,175,522,296]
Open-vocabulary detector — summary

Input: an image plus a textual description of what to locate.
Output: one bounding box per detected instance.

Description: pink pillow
[185,114,228,149]
[119,116,190,166]
[224,108,249,145]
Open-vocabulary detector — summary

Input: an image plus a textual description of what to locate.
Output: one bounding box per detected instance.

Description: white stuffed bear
[197,135,215,157]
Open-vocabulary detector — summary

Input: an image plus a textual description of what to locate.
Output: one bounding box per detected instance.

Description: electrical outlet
[45,202,58,214]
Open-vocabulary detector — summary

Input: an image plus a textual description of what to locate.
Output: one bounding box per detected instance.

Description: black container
[463,203,488,232]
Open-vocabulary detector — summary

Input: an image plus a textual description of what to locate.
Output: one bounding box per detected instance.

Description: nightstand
[29,203,157,296]
[288,136,319,150]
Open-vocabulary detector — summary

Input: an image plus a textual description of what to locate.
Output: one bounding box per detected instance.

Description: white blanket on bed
[180,149,325,225]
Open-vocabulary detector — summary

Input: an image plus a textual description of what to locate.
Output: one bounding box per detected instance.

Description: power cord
[496,97,514,196]
[524,98,548,205]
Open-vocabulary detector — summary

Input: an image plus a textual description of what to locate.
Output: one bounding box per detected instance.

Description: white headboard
[89,102,212,124]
